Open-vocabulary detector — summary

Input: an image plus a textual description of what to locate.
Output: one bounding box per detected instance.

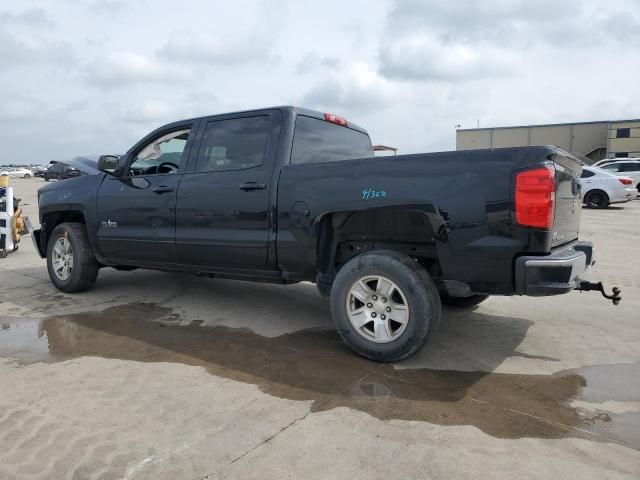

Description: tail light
[515,166,555,229]
[618,178,632,185]
[324,113,348,127]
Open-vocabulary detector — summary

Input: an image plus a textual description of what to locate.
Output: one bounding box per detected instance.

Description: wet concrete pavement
[1,303,639,447]
[1,178,639,479]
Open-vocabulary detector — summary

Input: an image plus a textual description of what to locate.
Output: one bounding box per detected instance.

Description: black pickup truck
[32,106,619,361]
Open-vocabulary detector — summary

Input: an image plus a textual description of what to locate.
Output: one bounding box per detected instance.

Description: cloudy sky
[2,0,639,164]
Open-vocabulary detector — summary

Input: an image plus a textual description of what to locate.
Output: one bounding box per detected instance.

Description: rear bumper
[610,188,635,204]
[515,241,594,296]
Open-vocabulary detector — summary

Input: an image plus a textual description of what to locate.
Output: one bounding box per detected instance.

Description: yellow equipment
[12,207,25,243]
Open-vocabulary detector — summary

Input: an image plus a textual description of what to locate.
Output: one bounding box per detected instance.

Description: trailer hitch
[576,281,622,305]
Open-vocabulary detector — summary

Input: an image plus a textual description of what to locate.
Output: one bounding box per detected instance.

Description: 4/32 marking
[362,188,387,200]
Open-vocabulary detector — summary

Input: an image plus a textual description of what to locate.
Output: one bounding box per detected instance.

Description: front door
[96,124,196,264]
[176,113,279,269]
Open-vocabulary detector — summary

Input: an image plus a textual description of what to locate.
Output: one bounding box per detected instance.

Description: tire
[44,176,50,181]
[440,293,490,308]
[330,250,441,362]
[47,223,99,293]
[584,190,609,209]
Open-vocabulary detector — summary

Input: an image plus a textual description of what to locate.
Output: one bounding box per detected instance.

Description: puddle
[0,303,638,447]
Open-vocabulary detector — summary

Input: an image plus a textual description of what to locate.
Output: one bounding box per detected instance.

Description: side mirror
[98,155,120,174]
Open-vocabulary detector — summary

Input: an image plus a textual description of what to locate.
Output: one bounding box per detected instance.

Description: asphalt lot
[1,177,639,479]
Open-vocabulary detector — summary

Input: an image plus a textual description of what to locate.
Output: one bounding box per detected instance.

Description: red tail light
[618,178,632,185]
[324,113,348,127]
[515,166,555,229]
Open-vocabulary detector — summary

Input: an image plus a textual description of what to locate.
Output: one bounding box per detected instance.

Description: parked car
[592,157,640,168]
[31,106,619,362]
[31,166,48,177]
[592,160,640,192]
[580,166,635,208]
[0,167,34,178]
[43,163,81,181]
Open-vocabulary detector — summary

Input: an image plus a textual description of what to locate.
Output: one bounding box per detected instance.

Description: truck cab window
[129,128,191,176]
[291,115,373,164]
[195,116,271,172]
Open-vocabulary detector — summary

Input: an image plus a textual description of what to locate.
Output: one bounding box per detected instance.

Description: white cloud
[379,32,512,81]
[296,53,341,75]
[0,8,72,69]
[301,62,402,114]
[118,91,218,126]
[86,51,187,86]
[160,32,274,65]
[0,7,54,28]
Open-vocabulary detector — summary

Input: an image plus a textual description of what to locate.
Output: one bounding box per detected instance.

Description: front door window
[129,128,191,176]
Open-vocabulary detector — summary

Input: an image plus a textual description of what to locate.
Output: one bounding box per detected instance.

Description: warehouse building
[456,119,640,164]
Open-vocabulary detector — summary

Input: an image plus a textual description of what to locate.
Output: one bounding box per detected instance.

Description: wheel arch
[38,208,90,258]
[314,205,443,290]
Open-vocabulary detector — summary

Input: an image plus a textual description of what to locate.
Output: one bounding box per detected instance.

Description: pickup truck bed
[278,146,584,296]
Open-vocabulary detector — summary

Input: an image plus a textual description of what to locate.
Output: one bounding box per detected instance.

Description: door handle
[152,185,175,194]
[239,182,266,191]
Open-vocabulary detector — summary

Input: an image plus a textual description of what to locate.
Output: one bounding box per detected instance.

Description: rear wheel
[47,223,99,293]
[440,293,489,308]
[584,190,609,209]
[330,251,441,362]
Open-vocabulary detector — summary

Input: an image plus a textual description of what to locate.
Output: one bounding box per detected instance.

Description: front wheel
[47,223,99,293]
[330,251,441,362]
[23,174,31,178]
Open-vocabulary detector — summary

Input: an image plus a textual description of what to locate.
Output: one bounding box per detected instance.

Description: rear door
[619,161,640,185]
[175,110,281,269]
[552,152,582,247]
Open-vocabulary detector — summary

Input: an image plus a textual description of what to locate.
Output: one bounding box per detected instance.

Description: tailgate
[552,151,582,247]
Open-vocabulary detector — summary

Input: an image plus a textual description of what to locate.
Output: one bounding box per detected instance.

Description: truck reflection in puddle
[0,303,637,448]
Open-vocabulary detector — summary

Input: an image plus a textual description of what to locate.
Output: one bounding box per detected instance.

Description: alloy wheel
[346,275,409,343]
[52,237,73,281]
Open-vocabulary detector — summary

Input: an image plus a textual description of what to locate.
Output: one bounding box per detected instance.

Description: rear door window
[619,162,640,172]
[291,115,373,164]
[195,116,271,172]
[601,163,621,172]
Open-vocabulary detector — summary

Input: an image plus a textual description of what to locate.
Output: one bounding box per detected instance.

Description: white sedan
[0,167,34,178]
[580,166,635,208]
